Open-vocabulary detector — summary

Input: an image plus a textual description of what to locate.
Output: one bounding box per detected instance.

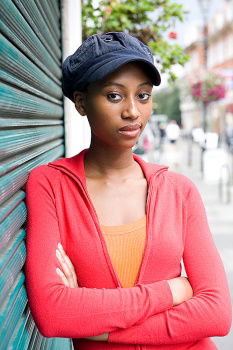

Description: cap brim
[81,52,161,88]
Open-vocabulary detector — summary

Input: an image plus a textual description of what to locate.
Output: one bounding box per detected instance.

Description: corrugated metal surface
[0,0,71,348]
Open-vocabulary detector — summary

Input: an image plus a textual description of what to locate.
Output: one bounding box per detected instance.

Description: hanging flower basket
[191,72,226,103]
[169,31,177,39]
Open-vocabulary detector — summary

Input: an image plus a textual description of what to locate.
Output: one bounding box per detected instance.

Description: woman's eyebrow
[102,81,153,88]
[102,82,125,88]
[139,82,153,87]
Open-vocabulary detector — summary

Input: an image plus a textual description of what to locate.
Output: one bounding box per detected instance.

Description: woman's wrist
[167,277,193,306]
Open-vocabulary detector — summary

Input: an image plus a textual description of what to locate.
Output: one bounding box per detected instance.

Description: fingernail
[56,249,61,259]
[58,243,63,250]
[56,268,61,275]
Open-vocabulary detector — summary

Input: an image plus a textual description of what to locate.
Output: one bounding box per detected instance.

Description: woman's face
[75,62,153,149]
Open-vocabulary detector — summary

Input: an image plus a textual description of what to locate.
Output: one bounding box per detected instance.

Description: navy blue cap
[62,32,161,102]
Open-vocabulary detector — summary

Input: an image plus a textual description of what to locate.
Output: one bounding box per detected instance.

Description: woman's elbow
[31,310,57,338]
[199,289,232,337]
[216,308,232,336]
[38,326,55,338]
[213,295,232,337]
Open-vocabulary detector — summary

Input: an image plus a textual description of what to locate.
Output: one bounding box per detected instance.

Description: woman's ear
[73,91,87,116]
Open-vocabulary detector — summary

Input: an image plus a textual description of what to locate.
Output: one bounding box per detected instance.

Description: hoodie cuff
[108,280,173,343]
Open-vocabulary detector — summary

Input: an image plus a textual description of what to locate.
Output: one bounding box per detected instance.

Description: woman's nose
[121,98,140,120]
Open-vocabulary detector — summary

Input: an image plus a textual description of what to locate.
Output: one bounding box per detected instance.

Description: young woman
[25,32,232,349]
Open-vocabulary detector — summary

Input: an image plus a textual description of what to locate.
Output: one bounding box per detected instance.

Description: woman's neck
[84,141,138,180]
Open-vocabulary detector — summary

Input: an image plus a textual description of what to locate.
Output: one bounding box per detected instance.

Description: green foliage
[82,0,189,81]
[154,86,181,125]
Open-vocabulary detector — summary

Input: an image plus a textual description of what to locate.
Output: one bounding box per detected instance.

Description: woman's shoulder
[27,163,62,188]
[140,158,197,196]
[163,169,199,198]
[28,163,58,178]
[165,169,194,186]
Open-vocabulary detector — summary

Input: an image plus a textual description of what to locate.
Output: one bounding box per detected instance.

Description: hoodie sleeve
[108,178,232,345]
[25,166,173,338]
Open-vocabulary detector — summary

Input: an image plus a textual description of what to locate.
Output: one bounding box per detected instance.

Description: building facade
[180,0,233,147]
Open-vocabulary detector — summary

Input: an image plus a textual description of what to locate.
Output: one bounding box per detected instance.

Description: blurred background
[0,0,232,349]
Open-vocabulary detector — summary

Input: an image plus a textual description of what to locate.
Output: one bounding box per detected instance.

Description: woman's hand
[55,243,109,341]
[167,276,193,306]
[56,243,78,288]
[84,333,109,341]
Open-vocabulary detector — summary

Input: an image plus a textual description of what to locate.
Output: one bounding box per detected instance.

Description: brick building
[180,0,233,146]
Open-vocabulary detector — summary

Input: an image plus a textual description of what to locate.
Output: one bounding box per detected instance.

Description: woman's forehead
[94,63,153,88]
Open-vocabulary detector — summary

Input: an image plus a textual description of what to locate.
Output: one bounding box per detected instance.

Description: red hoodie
[25,149,232,349]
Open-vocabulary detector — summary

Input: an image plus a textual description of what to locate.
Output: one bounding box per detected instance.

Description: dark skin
[56,62,193,341]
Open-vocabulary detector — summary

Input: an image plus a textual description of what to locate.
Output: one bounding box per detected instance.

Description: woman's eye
[107,93,122,101]
[138,93,151,101]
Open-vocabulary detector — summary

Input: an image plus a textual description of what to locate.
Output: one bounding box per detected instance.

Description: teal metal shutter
[0,1,71,348]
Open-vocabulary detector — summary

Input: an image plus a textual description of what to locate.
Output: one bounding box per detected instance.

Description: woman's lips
[118,124,141,137]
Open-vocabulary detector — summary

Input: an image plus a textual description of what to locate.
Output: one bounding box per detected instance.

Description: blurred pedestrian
[158,122,166,149]
[166,119,180,144]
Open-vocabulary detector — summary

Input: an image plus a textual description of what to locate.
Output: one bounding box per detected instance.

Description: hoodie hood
[48,148,169,185]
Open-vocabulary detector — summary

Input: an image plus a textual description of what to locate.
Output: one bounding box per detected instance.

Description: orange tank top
[101,215,146,288]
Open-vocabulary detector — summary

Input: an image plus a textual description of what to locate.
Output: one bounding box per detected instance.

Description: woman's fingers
[56,268,69,287]
[56,244,78,287]
[84,333,109,341]
[58,243,76,276]
[58,244,78,286]
[56,249,74,287]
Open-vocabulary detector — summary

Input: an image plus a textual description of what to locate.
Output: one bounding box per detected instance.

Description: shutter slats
[12,0,61,64]
[0,139,63,176]
[0,18,60,84]
[0,191,25,223]
[0,144,64,205]
[0,273,25,328]
[0,118,63,127]
[0,34,61,101]
[0,231,26,304]
[1,284,27,348]
[1,0,61,81]
[35,0,61,43]
[0,84,63,119]
[0,126,64,159]
[0,201,26,249]
[28,328,42,350]
[48,0,60,22]
[1,71,61,105]
[1,0,71,348]
[8,308,33,350]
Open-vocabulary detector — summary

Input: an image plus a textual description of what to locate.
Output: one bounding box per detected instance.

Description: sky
[158,0,226,87]
[174,0,224,47]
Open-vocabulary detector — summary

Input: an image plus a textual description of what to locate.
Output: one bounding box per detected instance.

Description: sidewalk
[145,138,233,349]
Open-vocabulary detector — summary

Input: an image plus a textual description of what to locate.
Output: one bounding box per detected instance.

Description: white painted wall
[61,0,91,157]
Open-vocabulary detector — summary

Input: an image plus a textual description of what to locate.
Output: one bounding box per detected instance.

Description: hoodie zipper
[76,170,161,290]
[134,173,159,350]
[134,175,155,350]
[75,176,123,287]
[134,171,158,286]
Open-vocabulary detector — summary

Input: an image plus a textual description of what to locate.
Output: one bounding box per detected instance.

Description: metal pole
[197,0,210,174]
[202,23,208,134]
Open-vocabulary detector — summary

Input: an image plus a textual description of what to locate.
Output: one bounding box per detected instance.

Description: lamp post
[197,0,210,173]
[198,0,210,72]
